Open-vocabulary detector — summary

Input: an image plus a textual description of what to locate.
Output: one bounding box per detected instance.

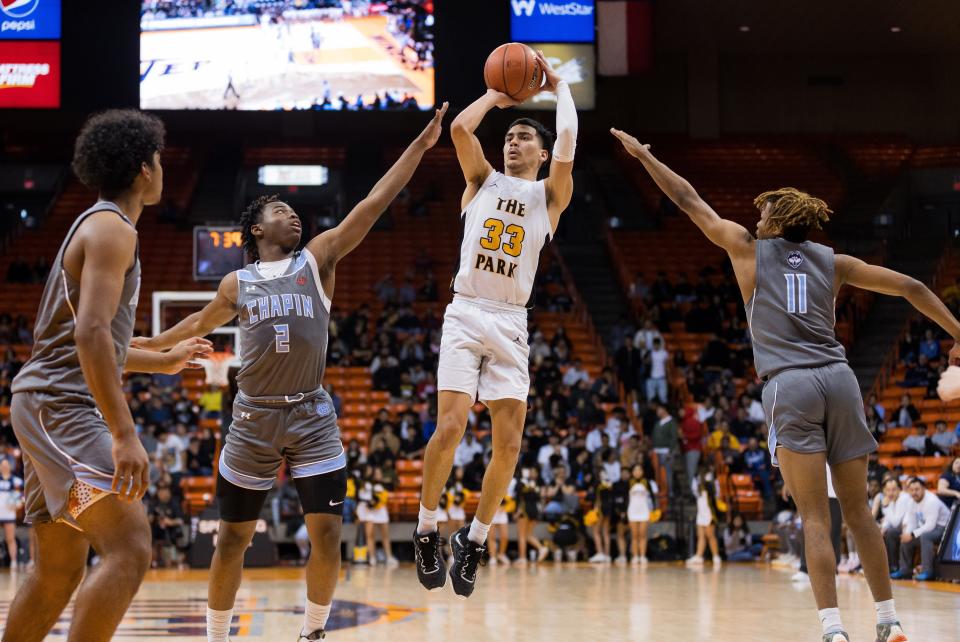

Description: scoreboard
[194,226,244,281]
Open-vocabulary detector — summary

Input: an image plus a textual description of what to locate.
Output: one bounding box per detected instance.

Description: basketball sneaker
[875,622,909,642]
[413,529,446,591]
[822,632,849,642]
[448,526,486,599]
[298,630,325,640]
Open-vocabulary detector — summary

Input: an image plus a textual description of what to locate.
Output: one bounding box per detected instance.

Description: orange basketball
[483,42,541,102]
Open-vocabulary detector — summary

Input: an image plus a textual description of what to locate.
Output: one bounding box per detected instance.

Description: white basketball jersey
[452,171,553,308]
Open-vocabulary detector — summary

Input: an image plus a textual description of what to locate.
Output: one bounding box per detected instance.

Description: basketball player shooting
[612,129,960,642]
[413,50,577,598]
[134,104,447,642]
[4,110,212,642]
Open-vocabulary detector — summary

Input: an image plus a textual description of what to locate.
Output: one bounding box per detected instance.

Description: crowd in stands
[5,257,49,284]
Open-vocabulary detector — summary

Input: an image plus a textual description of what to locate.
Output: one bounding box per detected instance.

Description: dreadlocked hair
[239,194,279,261]
[753,187,832,243]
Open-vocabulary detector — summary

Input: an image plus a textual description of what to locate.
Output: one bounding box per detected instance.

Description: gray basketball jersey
[746,238,847,379]
[235,251,331,397]
[12,201,141,396]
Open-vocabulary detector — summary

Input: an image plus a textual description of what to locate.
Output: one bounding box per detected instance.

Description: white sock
[301,599,332,636]
[875,599,897,625]
[206,607,233,642]
[467,517,490,545]
[818,607,843,635]
[416,504,438,534]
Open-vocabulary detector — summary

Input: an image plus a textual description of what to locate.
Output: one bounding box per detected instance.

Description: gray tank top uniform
[11,201,140,522]
[219,250,345,492]
[747,239,876,465]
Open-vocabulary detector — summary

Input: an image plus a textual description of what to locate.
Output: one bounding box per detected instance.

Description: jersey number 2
[274,324,290,353]
[480,218,525,257]
[784,274,807,314]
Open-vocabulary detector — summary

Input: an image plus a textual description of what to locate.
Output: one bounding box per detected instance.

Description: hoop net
[203,351,236,387]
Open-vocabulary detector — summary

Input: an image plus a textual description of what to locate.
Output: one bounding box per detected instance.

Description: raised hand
[535,49,562,93]
[416,101,449,149]
[485,88,519,109]
[610,128,651,159]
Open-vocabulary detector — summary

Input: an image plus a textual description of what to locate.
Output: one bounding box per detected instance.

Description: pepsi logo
[0,0,40,19]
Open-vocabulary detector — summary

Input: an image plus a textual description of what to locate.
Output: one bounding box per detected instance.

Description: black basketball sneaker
[448,526,486,599]
[413,528,447,591]
[298,630,325,640]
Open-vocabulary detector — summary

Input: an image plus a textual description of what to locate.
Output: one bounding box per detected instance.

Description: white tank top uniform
[356,482,389,524]
[694,477,717,527]
[439,170,554,403]
[627,479,658,523]
[0,475,23,522]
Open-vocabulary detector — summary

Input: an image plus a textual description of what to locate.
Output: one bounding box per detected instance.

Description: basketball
[484,42,541,102]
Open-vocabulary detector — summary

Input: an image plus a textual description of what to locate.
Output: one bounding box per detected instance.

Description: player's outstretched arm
[611,129,753,256]
[306,103,448,267]
[125,339,213,374]
[133,272,239,351]
[535,50,576,231]
[451,90,514,188]
[836,254,960,365]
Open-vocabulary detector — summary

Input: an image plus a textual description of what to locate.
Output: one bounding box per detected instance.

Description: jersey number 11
[784,273,807,314]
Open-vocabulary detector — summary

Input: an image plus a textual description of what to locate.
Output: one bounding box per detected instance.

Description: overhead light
[890,26,901,33]
[739,25,750,32]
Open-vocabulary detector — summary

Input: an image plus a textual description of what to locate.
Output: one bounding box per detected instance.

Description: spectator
[919,329,941,361]
[615,336,641,401]
[742,438,773,499]
[937,457,960,509]
[327,383,343,416]
[865,404,886,441]
[453,431,484,468]
[931,420,958,456]
[651,404,679,497]
[591,368,619,403]
[706,420,741,452]
[562,358,590,387]
[198,384,222,419]
[724,514,758,561]
[588,472,614,563]
[633,318,662,351]
[892,394,920,428]
[156,428,187,492]
[537,434,569,482]
[645,338,670,404]
[512,468,548,564]
[900,424,930,456]
[687,466,722,566]
[697,397,717,426]
[398,420,426,459]
[611,467,631,563]
[866,392,886,421]
[149,484,185,568]
[0,458,23,567]
[890,478,951,581]
[680,406,705,483]
[185,437,213,476]
[356,468,398,567]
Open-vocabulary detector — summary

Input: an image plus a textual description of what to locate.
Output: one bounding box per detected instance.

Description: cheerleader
[588,471,614,563]
[357,468,398,567]
[627,464,658,565]
[687,465,722,566]
[488,495,513,566]
[0,459,22,568]
[445,480,467,535]
[514,467,548,565]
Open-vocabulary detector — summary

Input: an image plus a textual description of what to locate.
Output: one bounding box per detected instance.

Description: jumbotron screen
[139,1,435,111]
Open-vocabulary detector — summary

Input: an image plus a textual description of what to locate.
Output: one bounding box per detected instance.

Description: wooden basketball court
[1,564,956,640]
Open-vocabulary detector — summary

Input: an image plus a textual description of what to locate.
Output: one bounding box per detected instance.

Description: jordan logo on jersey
[244,293,315,326]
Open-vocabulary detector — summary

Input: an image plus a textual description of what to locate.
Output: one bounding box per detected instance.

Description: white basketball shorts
[438,296,530,403]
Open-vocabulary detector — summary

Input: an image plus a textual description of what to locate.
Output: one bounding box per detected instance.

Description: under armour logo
[245,286,257,292]
[239,411,252,420]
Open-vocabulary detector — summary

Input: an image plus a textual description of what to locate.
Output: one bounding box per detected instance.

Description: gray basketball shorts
[11,391,116,524]
[219,388,346,492]
[761,362,877,467]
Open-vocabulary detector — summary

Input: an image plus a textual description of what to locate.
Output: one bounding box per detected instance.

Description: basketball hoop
[203,352,235,387]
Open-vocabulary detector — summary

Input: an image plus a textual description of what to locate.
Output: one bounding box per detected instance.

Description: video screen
[140,1,434,111]
[0,40,59,108]
[522,43,594,110]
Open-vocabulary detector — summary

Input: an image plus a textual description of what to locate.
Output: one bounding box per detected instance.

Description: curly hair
[239,194,280,261]
[753,187,832,242]
[71,110,165,195]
